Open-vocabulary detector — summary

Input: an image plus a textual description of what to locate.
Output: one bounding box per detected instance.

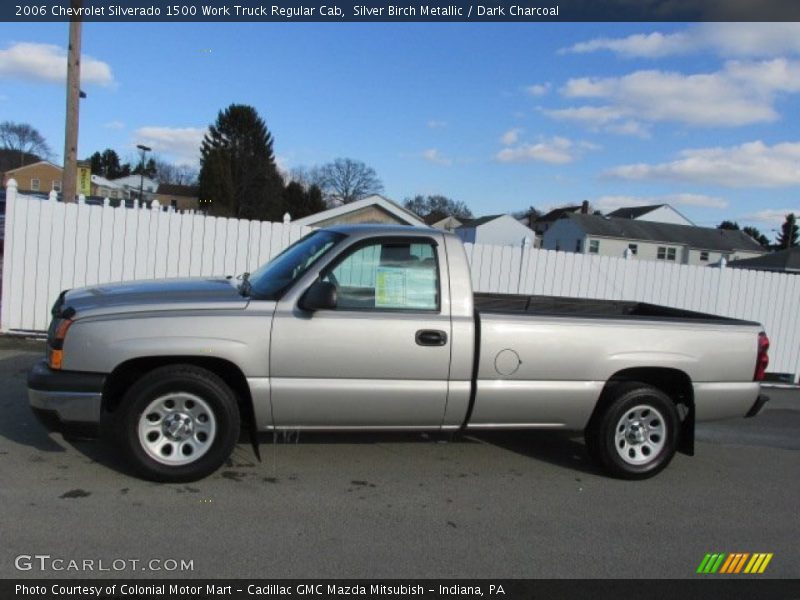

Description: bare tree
[153,157,199,186]
[404,194,473,220]
[315,158,383,205]
[0,121,53,167]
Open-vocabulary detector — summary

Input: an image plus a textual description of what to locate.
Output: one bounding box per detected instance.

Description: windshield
[246,230,345,300]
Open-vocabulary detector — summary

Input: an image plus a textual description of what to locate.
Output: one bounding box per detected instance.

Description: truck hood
[64,277,248,318]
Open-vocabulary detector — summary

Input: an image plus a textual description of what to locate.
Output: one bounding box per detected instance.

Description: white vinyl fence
[2,179,799,382]
[1,181,311,334]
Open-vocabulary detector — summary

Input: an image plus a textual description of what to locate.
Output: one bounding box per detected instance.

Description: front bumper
[27,359,106,438]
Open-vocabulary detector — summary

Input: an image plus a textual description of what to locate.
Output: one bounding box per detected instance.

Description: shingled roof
[457,215,504,228]
[566,213,765,253]
[727,247,800,272]
[607,205,665,219]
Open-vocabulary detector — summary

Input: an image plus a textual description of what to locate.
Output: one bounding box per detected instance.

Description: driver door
[269,236,451,429]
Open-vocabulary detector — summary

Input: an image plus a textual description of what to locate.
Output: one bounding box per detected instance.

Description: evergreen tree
[776,213,799,249]
[86,148,128,179]
[717,220,739,230]
[199,104,284,220]
[132,157,157,178]
[283,182,326,220]
[742,226,770,249]
[89,151,103,175]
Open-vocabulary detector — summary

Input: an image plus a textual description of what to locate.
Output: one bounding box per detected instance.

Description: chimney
[581,200,589,214]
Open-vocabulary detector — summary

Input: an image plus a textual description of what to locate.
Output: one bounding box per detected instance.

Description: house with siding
[154,184,200,211]
[90,174,124,199]
[2,161,63,194]
[109,174,158,201]
[543,213,766,265]
[292,195,427,228]
[455,214,536,246]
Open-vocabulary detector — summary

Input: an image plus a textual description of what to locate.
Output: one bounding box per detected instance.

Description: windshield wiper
[237,272,251,297]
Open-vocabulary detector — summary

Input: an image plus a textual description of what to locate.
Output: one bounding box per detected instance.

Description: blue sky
[1,22,799,237]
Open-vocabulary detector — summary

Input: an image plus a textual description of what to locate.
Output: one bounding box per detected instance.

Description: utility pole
[62,0,82,203]
[137,144,151,204]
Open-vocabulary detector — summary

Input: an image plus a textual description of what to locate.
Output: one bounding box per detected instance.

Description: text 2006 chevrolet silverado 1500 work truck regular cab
[28,225,770,482]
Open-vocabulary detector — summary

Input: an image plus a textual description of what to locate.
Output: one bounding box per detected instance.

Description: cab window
[323,240,439,311]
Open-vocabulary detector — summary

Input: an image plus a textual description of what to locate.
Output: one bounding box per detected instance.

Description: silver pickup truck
[28,224,770,482]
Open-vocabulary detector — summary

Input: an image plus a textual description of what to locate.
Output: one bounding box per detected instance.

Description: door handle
[416,329,447,346]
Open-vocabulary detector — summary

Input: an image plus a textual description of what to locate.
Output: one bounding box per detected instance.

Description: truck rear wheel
[116,365,240,482]
[585,382,679,480]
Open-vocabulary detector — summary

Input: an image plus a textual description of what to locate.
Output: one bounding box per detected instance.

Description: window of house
[589,240,600,254]
[52,180,62,192]
[657,246,677,261]
[628,243,638,255]
[700,251,709,262]
[30,178,40,192]
[323,240,439,311]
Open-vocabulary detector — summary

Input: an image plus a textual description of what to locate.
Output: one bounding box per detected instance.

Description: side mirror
[299,280,337,311]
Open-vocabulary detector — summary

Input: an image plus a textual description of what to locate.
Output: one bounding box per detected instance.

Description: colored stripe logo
[697,553,773,574]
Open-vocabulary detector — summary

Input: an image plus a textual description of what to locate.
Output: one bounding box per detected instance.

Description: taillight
[754,331,769,381]
[48,318,73,370]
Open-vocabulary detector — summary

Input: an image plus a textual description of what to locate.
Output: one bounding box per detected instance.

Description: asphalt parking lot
[0,337,798,579]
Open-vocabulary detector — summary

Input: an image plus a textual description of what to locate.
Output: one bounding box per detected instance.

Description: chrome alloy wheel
[137,393,217,466]
[614,404,666,466]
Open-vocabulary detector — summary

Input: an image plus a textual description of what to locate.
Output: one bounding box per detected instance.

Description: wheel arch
[594,367,695,456]
[102,356,255,427]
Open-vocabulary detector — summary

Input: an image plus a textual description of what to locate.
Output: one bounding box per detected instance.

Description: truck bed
[474,293,755,325]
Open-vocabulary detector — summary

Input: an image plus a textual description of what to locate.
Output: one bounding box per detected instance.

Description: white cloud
[543,105,651,138]
[0,42,113,86]
[741,208,800,226]
[594,193,729,212]
[549,59,800,131]
[421,148,452,166]
[133,126,205,165]
[500,128,523,146]
[427,120,447,129]
[562,24,800,59]
[525,83,551,96]
[104,120,125,130]
[495,136,589,165]
[606,141,800,188]
[565,31,689,58]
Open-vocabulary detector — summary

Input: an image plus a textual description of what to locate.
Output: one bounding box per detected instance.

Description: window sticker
[375,265,436,309]
[375,267,407,307]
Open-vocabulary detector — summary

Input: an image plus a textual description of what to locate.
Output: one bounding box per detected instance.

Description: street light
[136,144,151,205]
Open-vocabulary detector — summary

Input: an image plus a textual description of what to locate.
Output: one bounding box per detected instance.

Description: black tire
[116,365,240,482]
[585,382,679,480]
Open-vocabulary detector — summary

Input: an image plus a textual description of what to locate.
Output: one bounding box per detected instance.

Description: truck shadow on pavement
[2,350,600,479]
[468,430,604,476]
[0,351,69,454]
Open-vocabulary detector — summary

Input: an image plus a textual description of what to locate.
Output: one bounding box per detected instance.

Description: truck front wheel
[116,365,240,482]
[585,383,679,480]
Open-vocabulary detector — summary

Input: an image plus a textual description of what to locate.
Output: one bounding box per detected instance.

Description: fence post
[517,237,531,294]
[49,190,58,202]
[103,197,110,207]
[283,212,291,224]
[0,179,18,332]
[78,194,86,204]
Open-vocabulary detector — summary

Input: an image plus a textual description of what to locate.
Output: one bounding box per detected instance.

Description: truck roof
[325,223,452,239]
